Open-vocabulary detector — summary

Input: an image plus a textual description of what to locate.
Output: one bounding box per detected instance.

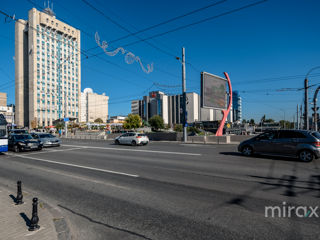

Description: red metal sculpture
[216,72,232,136]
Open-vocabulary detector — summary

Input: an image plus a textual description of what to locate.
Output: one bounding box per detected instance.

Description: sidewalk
[0,185,69,240]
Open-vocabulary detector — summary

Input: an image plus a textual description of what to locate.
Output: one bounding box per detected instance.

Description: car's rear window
[14,134,32,140]
[279,131,306,139]
[138,134,146,137]
[312,132,320,140]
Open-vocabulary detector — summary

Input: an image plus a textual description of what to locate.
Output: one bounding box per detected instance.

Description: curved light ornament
[95,32,154,74]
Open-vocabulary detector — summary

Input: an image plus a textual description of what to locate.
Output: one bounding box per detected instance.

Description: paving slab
[0,185,59,240]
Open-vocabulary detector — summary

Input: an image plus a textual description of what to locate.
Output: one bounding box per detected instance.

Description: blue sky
[1,0,320,122]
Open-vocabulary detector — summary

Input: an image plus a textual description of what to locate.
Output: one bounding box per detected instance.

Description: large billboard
[201,72,227,109]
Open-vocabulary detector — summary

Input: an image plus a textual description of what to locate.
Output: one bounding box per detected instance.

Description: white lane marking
[62,144,202,156]
[17,147,86,156]
[26,164,130,190]
[14,155,139,178]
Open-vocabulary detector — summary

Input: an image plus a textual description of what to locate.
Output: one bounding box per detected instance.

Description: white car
[115,133,149,146]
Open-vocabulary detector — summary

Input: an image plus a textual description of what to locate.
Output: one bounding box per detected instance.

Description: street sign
[64,118,69,122]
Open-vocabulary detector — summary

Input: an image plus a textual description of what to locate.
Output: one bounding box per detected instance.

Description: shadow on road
[58,204,153,240]
[19,212,31,227]
[9,194,17,203]
[219,152,298,162]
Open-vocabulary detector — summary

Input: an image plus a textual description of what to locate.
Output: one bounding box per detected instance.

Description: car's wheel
[242,145,253,156]
[38,146,43,151]
[13,145,20,153]
[131,140,137,146]
[298,150,314,162]
[115,140,120,145]
[143,142,148,146]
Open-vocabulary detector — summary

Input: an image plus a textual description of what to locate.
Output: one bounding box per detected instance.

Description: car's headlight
[18,142,26,146]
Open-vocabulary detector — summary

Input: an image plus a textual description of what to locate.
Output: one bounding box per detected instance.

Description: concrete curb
[43,202,72,240]
[61,138,240,145]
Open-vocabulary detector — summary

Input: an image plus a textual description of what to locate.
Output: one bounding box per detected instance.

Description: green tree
[149,115,164,131]
[142,120,150,127]
[94,118,103,123]
[249,119,255,125]
[187,126,201,134]
[279,120,294,129]
[265,118,275,123]
[174,124,183,132]
[123,114,142,129]
[242,119,247,124]
[54,122,64,130]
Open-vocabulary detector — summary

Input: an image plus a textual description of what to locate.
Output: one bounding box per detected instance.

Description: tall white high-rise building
[15,7,81,128]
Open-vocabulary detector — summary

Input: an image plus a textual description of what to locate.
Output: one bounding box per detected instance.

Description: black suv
[8,134,43,152]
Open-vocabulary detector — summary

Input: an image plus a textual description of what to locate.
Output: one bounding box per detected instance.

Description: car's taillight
[136,136,141,139]
[314,142,320,147]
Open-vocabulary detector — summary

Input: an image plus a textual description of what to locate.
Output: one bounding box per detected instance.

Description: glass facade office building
[232,91,242,123]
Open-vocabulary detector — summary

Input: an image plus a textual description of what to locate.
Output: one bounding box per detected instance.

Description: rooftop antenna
[43,0,55,17]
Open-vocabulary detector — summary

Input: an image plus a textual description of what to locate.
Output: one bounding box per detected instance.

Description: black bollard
[16,181,23,205]
[29,198,40,231]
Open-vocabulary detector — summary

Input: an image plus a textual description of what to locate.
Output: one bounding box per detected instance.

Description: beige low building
[0,93,14,124]
[0,93,7,107]
[108,116,126,124]
[15,7,81,128]
[0,105,14,124]
[80,88,109,123]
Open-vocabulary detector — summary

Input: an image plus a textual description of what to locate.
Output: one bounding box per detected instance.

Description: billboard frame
[201,72,227,110]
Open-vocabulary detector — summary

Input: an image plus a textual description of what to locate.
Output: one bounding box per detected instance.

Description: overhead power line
[85,0,268,61]
[83,0,227,53]
[80,0,178,58]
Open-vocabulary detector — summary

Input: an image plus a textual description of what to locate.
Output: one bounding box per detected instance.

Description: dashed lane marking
[13,155,139,178]
[62,144,202,156]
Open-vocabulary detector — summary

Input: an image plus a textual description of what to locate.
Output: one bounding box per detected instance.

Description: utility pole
[296,104,299,129]
[304,78,309,130]
[300,105,303,130]
[182,47,187,143]
[313,86,320,131]
[64,91,68,138]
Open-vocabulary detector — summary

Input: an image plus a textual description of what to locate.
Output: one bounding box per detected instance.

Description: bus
[0,114,8,153]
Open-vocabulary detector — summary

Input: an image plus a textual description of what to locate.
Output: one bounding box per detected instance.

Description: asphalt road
[0,139,319,240]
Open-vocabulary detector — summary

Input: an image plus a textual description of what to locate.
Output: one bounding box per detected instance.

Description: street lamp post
[304,66,320,130]
[176,47,187,143]
[280,109,286,129]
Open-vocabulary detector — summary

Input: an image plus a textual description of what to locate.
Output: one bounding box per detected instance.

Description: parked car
[9,129,28,135]
[8,134,43,152]
[238,130,320,162]
[115,133,149,146]
[31,133,61,147]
